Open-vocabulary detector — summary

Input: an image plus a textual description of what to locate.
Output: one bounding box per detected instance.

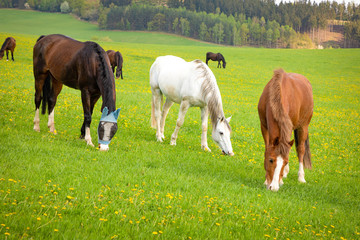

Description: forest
[1,0,359,48]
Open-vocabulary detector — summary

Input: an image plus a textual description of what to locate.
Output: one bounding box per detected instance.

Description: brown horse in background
[258,69,313,191]
[106,50,123,79]
[0,37,16,61]
[33,34,120,151]
[206,52,226,68]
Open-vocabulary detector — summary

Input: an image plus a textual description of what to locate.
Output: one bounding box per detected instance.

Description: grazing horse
[106,50,123,79]
[150,55,234,156]
[33,34,120,151]
[0,37,16,61]
[258,69,313,191]
[206,52,226,68]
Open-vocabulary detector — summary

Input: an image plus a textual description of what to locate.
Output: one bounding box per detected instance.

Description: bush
[60,1,70,13]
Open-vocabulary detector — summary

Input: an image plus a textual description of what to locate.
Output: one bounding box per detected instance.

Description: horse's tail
[41,74,51,115]
[294,129,312,169]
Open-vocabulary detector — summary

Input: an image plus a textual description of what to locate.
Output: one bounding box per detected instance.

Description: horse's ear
[113,108,121,120]
[273,137,280,146]
[226,116,232,123]
[288,139,294,147]
[101,107,109,118]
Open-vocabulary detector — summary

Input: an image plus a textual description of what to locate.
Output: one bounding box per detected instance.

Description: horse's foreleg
[294,128,308,183]
[6,50,9,61]
[200,107,211,152]
[160,98,173,140]
[170,101,190,146]
[81,89,94,147]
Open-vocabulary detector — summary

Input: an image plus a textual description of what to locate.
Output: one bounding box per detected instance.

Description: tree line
[1,0,359,48]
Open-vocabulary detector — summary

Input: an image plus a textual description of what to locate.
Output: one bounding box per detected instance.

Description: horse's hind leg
[33,72,48,132]
[160,98,173,140]
[294,128,309,183]
[170,100,190,146]
[200,107,211,151]
[47,78,63,134]
[11,50,14,61]
[151,88,164,142]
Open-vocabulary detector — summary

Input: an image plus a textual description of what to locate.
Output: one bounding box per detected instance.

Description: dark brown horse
[0,37,16,61]
[258,69,313,191]
[106,50,123,79]
[206,52,226,68]
[33,34,120,151]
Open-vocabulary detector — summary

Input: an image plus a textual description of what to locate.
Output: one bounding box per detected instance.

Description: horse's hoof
[170,140,176,146]
[33,127,40,132]
[202,146,211,152]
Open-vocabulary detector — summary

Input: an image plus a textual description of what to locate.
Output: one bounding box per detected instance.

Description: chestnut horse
[206,52,226,68]
[106,50,123,79]
[258,69,313,191]
[0,37,16,61]
[33,34,120,151]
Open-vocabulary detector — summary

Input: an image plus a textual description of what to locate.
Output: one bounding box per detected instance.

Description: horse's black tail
[294,129,312,169]
[41,74,51,115]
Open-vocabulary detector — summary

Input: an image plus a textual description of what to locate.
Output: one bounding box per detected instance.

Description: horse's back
[150,56,208,105]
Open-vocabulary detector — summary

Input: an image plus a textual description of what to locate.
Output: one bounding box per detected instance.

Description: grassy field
[0,9,359,239]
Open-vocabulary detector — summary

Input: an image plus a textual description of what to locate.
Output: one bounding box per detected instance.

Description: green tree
[199,22,208,41]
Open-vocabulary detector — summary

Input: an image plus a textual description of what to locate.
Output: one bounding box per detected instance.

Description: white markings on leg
[283,163,289,178]
[47,109,56,134]
[84,127,94,147]
[33,108,40,132]
[269,156,284,192]
[298,162,306,183]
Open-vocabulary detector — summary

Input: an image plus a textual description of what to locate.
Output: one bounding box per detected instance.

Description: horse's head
[212,116,234,156]
[222,61,226,69]
[0,51,4,60]
[115,52,123,79]
[264,137,294,191]
[98,107,121,151]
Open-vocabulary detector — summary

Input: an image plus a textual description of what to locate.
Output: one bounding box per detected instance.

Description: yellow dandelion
[216,223,220,226]
[54,229,59,232]
[152,232,158,235]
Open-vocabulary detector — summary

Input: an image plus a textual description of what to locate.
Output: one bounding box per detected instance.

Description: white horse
[150,55,234,156]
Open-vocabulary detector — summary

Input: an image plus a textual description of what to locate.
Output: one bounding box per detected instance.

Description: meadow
[0,9,359,239]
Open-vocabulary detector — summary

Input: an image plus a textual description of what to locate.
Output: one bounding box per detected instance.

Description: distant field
[0,9,213,46]
[0,9,359,240]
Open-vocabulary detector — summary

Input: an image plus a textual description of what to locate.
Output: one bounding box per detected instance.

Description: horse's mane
[219,53,225,63]
[115,51,123,66]
[195,60,231,131]
[269,68,293,157]
[0,37,11,51]
[84,42,116,112]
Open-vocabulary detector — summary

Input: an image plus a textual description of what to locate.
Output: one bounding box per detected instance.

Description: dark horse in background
[258,69,313,191]
[106,50,123,79]
[33,34,120,151]
[0,37,16,61]
[206,52,226,68]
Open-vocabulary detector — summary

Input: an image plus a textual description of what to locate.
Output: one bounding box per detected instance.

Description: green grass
[0,9,360,239]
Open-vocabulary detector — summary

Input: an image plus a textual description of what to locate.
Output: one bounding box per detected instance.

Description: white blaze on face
[269,156,284,192]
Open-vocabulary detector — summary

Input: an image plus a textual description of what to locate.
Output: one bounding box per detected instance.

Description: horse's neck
[204,84,225,127]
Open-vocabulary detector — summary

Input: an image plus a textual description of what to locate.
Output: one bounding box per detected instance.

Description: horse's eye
[269,159,274,163]
[219,131,224,135]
